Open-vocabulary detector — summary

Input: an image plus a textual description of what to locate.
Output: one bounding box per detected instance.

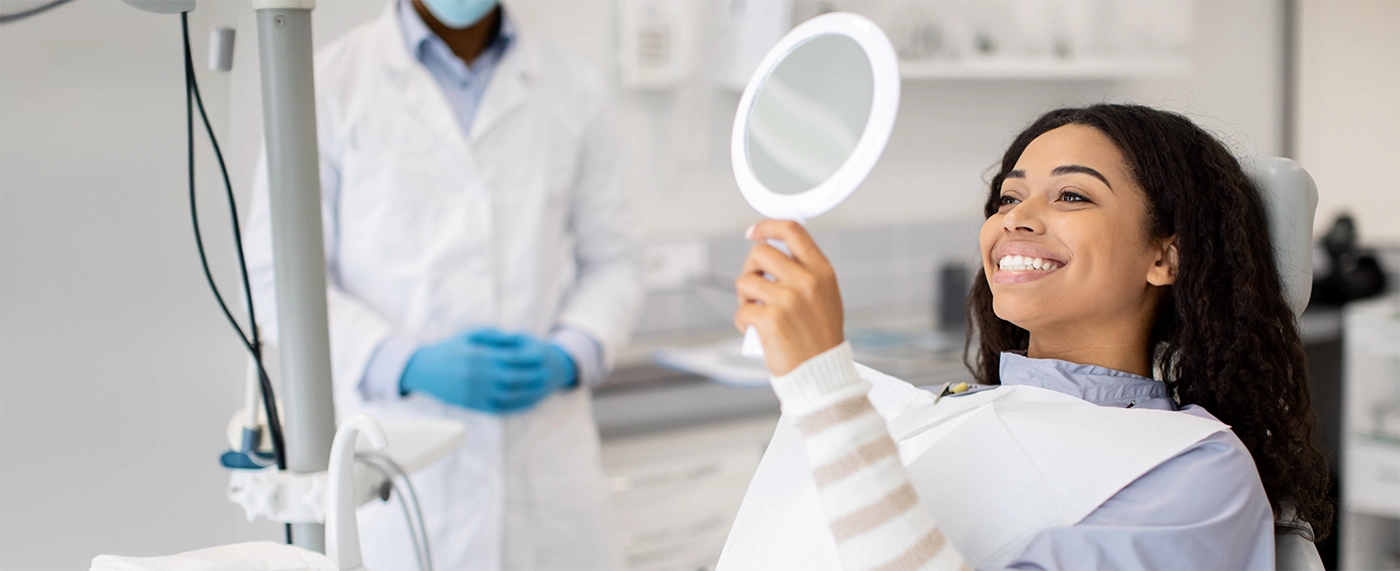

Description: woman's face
[979,124,1175,334]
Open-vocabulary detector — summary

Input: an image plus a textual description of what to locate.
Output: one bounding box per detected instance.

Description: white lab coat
[243,6,641,570]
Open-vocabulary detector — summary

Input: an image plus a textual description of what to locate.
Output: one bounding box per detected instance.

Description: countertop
[593,304,973,438]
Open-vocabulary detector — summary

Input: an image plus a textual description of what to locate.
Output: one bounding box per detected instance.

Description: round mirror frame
[732,12,901,220]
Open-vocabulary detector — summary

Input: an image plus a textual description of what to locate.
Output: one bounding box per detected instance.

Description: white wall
[0,0,1285,568]
[502,0,1287,238]
[1295,0,1400,244]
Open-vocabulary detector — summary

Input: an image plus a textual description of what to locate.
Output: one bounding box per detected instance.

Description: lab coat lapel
[469,31,536,144]
[374,6,476,174]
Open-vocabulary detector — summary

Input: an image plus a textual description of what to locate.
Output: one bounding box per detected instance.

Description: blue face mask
[421,0,499,29]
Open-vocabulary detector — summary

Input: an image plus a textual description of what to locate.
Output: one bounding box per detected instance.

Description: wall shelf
[899,56,1192,80]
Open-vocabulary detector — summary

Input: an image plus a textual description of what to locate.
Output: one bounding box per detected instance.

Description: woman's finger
[735,272,789,305]
[740,242,807,283]
[746,219,831,269]
[733,301,774,334]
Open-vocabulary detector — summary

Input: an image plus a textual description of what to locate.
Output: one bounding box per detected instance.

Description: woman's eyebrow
[1051,164,1113,191]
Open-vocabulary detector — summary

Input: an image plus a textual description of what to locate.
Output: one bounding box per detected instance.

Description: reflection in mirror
[745,34,875,195]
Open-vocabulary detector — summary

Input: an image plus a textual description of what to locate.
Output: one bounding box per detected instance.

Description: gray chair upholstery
[1241,156,1320,319]
[1277,524,1327,571]
[1241,157,1324,570]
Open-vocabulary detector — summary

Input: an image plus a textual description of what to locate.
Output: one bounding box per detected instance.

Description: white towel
[91,541,336,571]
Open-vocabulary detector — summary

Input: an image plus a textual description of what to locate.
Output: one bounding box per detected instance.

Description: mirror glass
[745,34,875,195]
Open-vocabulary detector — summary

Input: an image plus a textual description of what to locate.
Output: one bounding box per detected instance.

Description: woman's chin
[991,298,1045,331]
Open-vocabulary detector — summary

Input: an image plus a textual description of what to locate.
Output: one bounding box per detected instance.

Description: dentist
[244,0,642,569]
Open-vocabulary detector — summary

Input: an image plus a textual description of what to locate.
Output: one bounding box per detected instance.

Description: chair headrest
[1239,156,1319,318]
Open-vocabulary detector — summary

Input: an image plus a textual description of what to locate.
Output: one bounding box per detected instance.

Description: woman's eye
[1058,190,1091,203]
[998,195,1019,207]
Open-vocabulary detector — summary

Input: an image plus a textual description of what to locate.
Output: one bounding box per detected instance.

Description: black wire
[180,13,292,543]
[182,35,254,351]
[180,12,286,465]
[0,0,75,24]
[179,13,287,468]
[184,17,265,353]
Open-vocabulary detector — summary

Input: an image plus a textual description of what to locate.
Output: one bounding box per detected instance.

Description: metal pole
[252,0,336,553]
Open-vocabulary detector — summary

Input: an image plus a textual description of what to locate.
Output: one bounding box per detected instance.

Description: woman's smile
[992,241,1067,284]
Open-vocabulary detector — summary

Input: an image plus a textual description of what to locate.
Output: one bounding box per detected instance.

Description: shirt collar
[397,0,515,68]
[997,352,1174,409]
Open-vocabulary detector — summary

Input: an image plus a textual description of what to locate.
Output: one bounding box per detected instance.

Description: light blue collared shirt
[394,0,511,134]
[358,1,606,400]
[983,353,1276,570]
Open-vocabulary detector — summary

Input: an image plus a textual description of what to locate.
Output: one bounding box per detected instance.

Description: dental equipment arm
[110,1,469,560]
[124,0,338,551]
[326,415,387,571]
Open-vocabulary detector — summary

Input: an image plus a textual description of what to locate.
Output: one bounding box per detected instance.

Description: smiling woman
[729,104,1330,570]
[978,123,1179,377]
[970,107,1331,543]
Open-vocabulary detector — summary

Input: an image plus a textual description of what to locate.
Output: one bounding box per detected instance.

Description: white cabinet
[1347,440,1400,518]
[1341,294,1400,570]
[601,415,779,571]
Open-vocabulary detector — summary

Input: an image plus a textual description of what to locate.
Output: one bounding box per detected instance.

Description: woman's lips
[993,266,1060,284]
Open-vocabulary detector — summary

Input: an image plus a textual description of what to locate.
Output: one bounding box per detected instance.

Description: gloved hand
[399,332,551,414]
[467,329,578,402]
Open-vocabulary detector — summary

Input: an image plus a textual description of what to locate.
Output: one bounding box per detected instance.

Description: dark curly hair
[965,104,1332,540]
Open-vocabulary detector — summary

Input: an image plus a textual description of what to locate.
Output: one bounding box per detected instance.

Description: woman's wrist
[770,341,867,415]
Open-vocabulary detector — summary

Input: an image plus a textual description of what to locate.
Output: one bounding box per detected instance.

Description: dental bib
[717,364,1229,570]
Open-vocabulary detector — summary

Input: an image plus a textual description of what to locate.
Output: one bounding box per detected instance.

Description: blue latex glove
[467,329,578,401]
[399,332,551,414]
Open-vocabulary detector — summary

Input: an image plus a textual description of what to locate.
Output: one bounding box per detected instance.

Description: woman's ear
[1147,237,1178,286]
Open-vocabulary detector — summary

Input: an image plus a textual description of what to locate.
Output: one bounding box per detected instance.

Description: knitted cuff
[770,342,868,416]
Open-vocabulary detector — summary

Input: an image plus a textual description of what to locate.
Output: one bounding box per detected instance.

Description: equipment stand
[253,0,336,553]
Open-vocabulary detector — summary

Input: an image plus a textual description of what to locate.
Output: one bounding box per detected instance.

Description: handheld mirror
[733,12,900,356]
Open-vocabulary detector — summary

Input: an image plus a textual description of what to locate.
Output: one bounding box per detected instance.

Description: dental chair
[1242,156,1326,571]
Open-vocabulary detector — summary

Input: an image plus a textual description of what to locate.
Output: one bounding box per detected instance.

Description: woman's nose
[1003,198,1046,235]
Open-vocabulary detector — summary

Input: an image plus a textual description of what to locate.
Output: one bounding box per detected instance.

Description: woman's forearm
[771,342,970,571]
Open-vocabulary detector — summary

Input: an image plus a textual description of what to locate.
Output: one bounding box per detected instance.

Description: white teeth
[997,255,1061,272]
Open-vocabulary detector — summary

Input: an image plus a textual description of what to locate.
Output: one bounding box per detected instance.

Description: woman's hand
[734,220,845,376]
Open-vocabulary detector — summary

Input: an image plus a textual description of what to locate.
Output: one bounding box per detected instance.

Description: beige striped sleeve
[771,342,970,571]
